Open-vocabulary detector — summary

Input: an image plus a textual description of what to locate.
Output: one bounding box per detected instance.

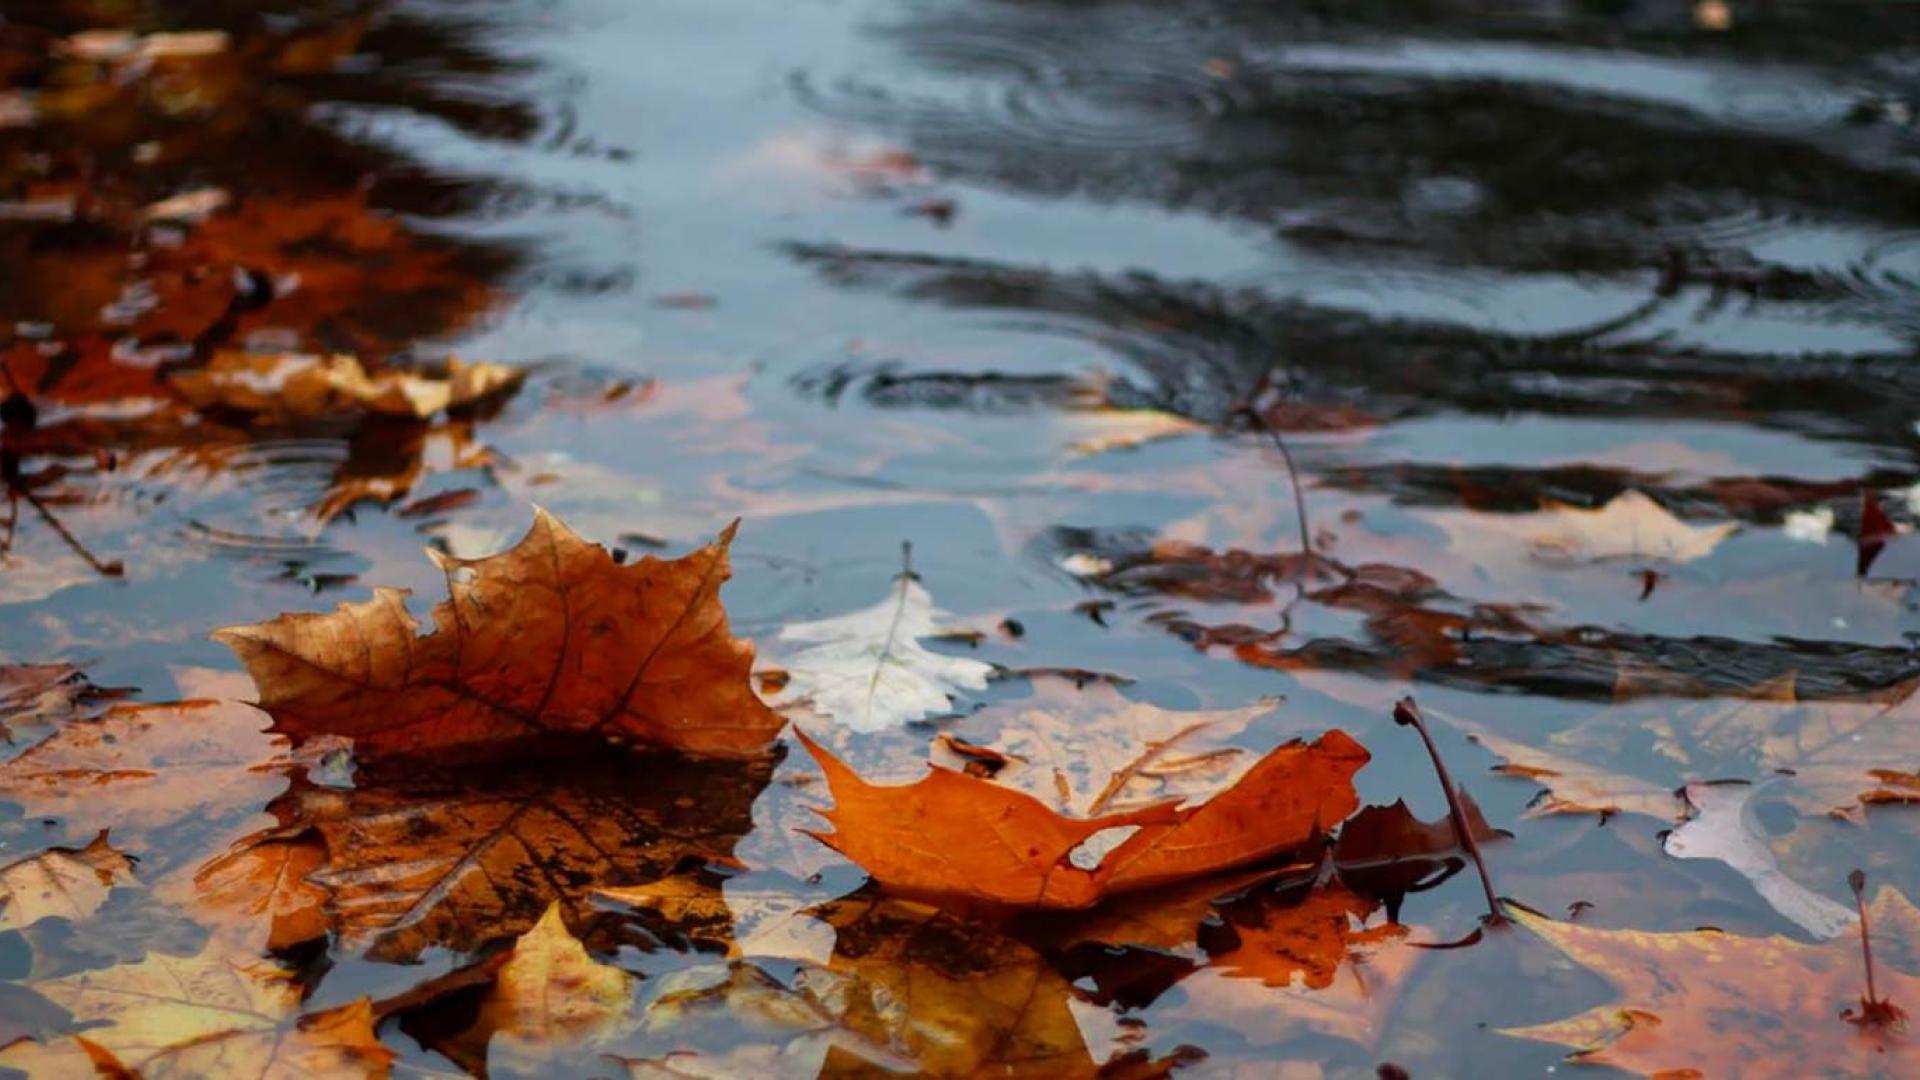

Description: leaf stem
[1234,370,1312,587]
[1394,696,1505,926]
[1844,868,1905,1030]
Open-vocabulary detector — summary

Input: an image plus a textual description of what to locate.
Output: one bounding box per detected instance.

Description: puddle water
[6,0,1920,1075]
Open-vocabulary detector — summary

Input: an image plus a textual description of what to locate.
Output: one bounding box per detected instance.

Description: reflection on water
[6,0,1920,1075]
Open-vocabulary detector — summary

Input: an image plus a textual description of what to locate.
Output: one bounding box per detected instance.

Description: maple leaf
[1450,719,1684,821]
[171,351,522,422]
[255,747,770,960]
[761,573,992,732]
[925,680,1284,815]
[6,940,393,1078]
[1507,676,1920,822]
[1505,889,1920,1078]
[795,722,1367,908]
[216,509,784,761]
[0,830,135,932]
[0,699,289,867]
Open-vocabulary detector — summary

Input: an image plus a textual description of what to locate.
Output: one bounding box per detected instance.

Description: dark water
[6,0,1920,1076]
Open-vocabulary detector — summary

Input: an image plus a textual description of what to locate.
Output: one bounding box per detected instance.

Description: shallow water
[7,0,1920,1076]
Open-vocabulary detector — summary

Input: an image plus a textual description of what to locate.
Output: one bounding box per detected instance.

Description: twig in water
[1393,696,1506,926]
[1845,868,1907,1030]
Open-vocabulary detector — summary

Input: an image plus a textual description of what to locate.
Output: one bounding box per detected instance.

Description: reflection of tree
[799,0,1920,327]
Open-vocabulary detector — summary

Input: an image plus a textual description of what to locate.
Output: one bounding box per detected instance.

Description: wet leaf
[175,834,329,952]
[216,509,783,761]
[475,904,636,1063]
[0,661,128,756]
[1506,888,1920,1077]
[796,724,1366,908]
[0,699,288,864]
[8,938,392,1078]
[172,351,522,421]
[0,830,135,932]
[762,573,993,732]
[1455,722,1684,822]
[926,681,1284,814]
[1177,881,1418,1049]
[1502,489,1739,564]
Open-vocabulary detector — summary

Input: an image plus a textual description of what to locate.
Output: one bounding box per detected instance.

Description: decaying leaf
[13,939,392,1078]
[1506,888,1920,1077]
[1663,780,1857,939]
[0,830,135,932]
[762,574,993,732]
[216,510,784,761]
[171,351,522,421]
[1519,677,1920,821]
[796,724,1367,908]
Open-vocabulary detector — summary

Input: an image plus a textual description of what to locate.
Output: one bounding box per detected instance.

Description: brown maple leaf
[1505,888,1920,1078]
[0,938,393,1078]
[796,722,1367,908]
[216,509,784,761]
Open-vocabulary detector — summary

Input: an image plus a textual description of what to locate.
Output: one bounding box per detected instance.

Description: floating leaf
[762,575,992,732]
[216,510,783,761]
[172,351,522,421]
[796,725,1366,908]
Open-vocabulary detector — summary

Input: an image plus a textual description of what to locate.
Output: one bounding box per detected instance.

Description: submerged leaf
[12,940,392,1078]
[216,510,783,761]
[1507,889,1920,1077]
[477,904,636,1061]
[0,831,135,932]
[762,575,992,732]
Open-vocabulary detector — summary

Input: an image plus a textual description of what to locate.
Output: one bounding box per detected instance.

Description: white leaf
[764,578,993,732]
[1663,779,1855,939]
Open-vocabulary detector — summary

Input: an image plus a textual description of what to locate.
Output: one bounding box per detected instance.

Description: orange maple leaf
[215,510,784,761]
[794,726,1367,908]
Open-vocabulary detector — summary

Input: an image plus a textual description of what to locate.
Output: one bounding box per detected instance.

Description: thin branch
[1394,696,1506,926]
